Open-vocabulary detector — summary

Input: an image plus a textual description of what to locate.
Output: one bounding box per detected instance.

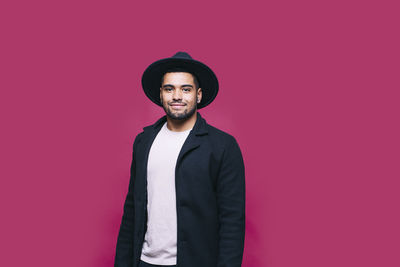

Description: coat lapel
[138,115,167,179]
[176,112,208,168]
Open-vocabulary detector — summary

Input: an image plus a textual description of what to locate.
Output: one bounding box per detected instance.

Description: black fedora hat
[141,51,219,109]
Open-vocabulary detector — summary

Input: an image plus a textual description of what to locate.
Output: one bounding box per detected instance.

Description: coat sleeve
[217,136,246,267]
[114,134,140,267]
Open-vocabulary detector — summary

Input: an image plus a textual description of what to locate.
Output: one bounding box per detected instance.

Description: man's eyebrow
[162,84,193,88]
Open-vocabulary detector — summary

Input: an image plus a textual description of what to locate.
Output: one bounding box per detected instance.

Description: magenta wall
[1,1,399,266]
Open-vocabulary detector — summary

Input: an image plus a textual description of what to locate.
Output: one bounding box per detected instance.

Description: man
[115,52,245,267]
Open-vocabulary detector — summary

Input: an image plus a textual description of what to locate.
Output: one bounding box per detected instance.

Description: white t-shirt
[140,121,192,265]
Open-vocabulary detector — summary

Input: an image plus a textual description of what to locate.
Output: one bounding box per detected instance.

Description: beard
[162,98,198,121]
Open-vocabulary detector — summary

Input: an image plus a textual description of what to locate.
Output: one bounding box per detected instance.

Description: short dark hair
[160,67,200,89]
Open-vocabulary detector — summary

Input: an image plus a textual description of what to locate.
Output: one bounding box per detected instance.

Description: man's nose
[172,89,182,100]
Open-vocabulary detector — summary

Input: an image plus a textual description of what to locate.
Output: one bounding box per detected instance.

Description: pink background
[1,0,399,266]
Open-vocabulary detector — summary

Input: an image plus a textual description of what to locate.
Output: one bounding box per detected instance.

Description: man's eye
[183,88,191,92]
[165,88,173,91]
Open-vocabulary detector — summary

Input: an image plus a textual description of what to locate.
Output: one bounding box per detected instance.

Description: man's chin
[162,103,197,120]
[167,111,188,120]
[165,107,197,121]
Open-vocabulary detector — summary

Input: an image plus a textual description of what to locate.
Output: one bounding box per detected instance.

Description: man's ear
[197,88,202,103]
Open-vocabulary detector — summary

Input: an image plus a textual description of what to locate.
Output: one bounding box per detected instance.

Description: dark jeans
[138,259,176,267]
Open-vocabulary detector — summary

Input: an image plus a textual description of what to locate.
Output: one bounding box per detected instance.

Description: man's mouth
[170,103,186,109]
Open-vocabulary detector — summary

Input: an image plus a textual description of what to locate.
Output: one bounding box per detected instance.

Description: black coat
[115,112,245,267]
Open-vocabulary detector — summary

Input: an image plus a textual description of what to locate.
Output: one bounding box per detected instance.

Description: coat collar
[142,111,208,136]
[140,112,208,170]
[134,112,209,228]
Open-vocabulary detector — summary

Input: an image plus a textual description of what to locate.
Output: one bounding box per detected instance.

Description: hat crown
[172,51,192,59]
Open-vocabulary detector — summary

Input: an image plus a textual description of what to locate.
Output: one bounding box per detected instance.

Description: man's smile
[170,103,186,109]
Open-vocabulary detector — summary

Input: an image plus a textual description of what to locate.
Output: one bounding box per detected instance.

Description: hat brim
[141,57,219,109]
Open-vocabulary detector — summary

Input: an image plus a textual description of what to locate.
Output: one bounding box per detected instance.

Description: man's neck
[166,112,197,132]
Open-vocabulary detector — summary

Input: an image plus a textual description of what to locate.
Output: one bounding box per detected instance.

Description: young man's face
[160,72,202,120]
